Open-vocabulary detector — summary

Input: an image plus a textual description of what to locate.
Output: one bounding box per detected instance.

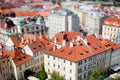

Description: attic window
[61,49,64,52]
[107,44,110,46]
[99,46,102,48]
[22,55,26,58]
[88,42,91,45]
[85,51,89,53]
[68,51,72,55]
[80,43,83,46]
[83,49,89,53]
[38,45,41,47]
[33,47,36,49]
[105,45,108,47]
[79,53,83,55]
[94,47,97,50]
[17,57,22,61]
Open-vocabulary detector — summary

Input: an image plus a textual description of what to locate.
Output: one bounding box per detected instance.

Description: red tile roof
[104,18,120,26]
[28,41,45,53]
[10,35,21,47]
[19,34,49,48]
[45,32,114,62]
[36,11,50,17]
[13,50,32,66]
[51,32,81,45]
[2,47,15,59]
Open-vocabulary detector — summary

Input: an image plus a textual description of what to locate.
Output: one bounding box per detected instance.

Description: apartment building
[44,32,113,80]
[2,45,33,80]
[102,18,120,42]
[46,9,80,39]
[0,18,19,44]
[23,40,46,73]
[85,11,107,34]
[9,16,48,35]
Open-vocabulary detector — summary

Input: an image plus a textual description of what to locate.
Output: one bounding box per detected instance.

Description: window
[64,59,65,63]
[70,62,72,65]
[88,70,91,76]
[53,64,55,67]
[63,67,65,70]
[3,60,5,63]
[78,61,82,66]
[53,56,55,60]
[48,62,49,65]
[84,73,86,78]
[48,55,49,58]
[84,66,86,71]
[19,66,22,70]
[78,68,82,73]
[26,28,29,31]
[58,65,60,68]
[78,75,82,80]
[36,27,39,29]
[70,69,72,73]
[70,77,72,80]
[85,59,87,63]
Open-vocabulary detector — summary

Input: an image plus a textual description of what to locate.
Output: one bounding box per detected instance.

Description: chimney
[39,33,42,39]
[83,39,88,45]
[53,45,57,51]
[77,41,80,46]
[54,37,57,44]
[21,37,24,43]
[77,35,81,41]
[62,40,66,47]
[26,38,29,43]
[94,33,99,39]
[4,23,7,28]
[70,41,73,48]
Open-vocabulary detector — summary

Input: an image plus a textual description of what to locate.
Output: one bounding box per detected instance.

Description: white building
[44,32,113,80]
[9,16,48,35]
[85,11,107,34]
[46,10,80,39]
[102,18,120,42]
[0,18,19,44]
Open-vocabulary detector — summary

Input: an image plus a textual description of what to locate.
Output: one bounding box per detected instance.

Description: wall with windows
[102,24,120,42]
[0,58,11,80]
[111,48,120,66]
[44,54,77,80]
[16,60,34,80]
[33,50,44,72]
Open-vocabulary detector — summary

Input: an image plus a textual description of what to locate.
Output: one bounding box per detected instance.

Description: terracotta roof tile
[13,50,32,66]
[28,41,45,53]
[10,35,21,47]
[104,18,120,26]
[45,32,108,62]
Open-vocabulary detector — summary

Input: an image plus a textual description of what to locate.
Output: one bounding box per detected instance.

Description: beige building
[102,18,120,42]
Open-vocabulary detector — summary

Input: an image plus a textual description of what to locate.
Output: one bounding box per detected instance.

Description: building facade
[102,18,120,42]
[46,10,80,39]
[44,32,115,80]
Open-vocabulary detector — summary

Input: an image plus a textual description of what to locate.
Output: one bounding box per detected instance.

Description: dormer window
[114,22,118,26]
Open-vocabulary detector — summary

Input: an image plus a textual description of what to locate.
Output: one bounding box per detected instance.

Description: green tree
[49,70,65,80]
[36,65,48,80]
[89,66,104,80]
[24,69,34,79]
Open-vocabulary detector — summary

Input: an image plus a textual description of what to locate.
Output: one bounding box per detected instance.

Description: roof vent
[62,40,66,47]
[68,51,72,55]
[69,41,73,48]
